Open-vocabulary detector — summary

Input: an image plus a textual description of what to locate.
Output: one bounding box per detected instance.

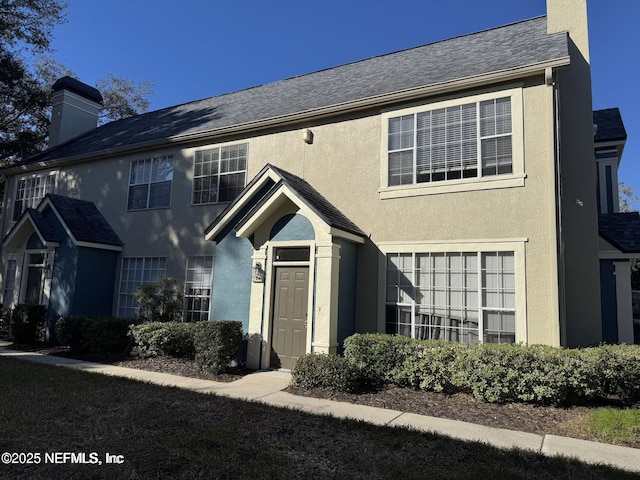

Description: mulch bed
[6,342,639,448]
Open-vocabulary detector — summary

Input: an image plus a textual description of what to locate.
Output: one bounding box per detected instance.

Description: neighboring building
[1,0,636,369]
[594,107,638,344]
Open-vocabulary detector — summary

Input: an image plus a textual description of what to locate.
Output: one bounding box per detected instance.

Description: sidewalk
[1,342,638,473]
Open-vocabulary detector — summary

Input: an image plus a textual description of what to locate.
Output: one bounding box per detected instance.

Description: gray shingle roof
[599,213,640,253]
[46,194,123,247]
[593,108,627,143]
[13,15,567,168]
[26,209,62,243]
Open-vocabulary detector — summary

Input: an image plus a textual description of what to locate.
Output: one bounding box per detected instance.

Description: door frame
[262,240,316,369]
[270,264,310,369]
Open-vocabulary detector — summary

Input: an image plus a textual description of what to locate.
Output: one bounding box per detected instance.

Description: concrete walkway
[1,342,638,473]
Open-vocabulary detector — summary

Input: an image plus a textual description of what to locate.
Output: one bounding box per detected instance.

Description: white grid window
[184,256,213,322]
[118,257,167,318]
[3,259,18,307]
[386,251,515,344]
[388,97,512,186]
[193,143,247,204]
[128,155,174,210]
[13,173,57,221]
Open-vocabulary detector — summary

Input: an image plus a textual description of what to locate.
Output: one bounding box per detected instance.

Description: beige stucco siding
[241,78,560,345]
[1,75,563,346]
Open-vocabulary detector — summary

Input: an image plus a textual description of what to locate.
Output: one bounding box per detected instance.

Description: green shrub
[133,277,183,323]
[291,353,362,392]
[589,344,640,404]
[10,304,47,343]
[130,322,195,358]
[56,316,136,354]
[340,334,640,406]
[451,343,576,404]
[343,333,416,387]
[0,305,11,338]
[401,340,467,393]
[193,321,243,374]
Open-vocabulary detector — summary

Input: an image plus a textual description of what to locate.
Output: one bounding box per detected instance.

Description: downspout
[0,175,10,297]
[548,67,567,346]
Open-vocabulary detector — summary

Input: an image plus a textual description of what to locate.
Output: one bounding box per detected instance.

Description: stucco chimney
[547,0,590,63]
[48,76,103,148]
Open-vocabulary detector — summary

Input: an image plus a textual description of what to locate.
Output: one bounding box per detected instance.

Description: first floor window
[193,143,247,204]
[386,251,515,344]
[128,155,174,210]
[184,256,213,322]
[3,259,18,307]
[13,173,57,221]
[118,257,167,318]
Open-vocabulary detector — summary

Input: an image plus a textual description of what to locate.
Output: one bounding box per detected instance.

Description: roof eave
[3,56,570,174]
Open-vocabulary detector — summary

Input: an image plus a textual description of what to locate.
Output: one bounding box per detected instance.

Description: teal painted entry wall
[210,233,253,330]
[42,207,119,341]
[270,213,315,241]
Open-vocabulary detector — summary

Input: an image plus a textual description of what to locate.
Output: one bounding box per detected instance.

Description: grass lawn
[0,358,638,480]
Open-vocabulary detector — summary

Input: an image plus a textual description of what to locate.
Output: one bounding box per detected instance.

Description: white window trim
[117,256,168,318]
[127,155,174,211]
[12,171,59,222]
[184,255,214,322]
[191,141,249,206]
[596,149,619,214]
[378,239,528,344]
[379,87,524,199]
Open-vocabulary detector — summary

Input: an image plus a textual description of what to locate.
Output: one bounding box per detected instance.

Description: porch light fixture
[252,261,265,283]
[44,262,52,279]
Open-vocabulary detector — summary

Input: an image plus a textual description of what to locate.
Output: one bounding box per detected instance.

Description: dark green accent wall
[600,259,618,343]
[336,238,358,353]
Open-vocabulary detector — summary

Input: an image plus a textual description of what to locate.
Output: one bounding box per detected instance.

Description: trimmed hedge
[302,333,640,406]
[10,304,47,343]
[56,316,136,354]
[193,321,243,374]
[291,354,361,392]
[130,322,196,359]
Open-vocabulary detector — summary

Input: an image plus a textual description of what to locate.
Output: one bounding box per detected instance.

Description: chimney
[547,0,590,63]
[48,76,103,148]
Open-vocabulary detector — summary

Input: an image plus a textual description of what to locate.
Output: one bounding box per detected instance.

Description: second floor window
[193,143,247,204]
[128,155,174,210]
[388,97,512,186]
[13,173,58,221]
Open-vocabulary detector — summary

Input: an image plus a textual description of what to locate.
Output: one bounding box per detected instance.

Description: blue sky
[50,0,639,201]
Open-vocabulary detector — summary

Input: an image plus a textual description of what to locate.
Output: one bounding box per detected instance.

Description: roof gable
[599,213,640,253]
[594,108,627,143]
[40,194,123,250]
[3,208,62,249]
[205,165,365,243]
[8,16,568,170]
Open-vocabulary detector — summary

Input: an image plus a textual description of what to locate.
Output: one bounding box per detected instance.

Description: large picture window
[184,256,213,322]
[193,143,247,204]
[13,173,57,221]
[386,251,515,344]
[388,97,512,186]
[118,257,167,318]
[128,156,174,210]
